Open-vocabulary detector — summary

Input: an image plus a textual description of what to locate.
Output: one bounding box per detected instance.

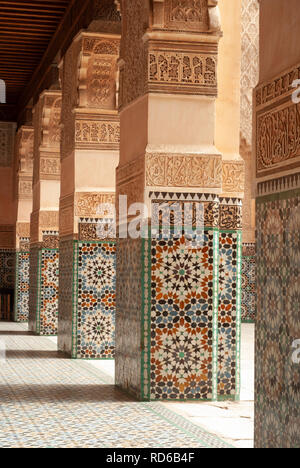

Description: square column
[29,91,61,336]
[13,126,34,322]
[115,0,243,401]
[0,122,17,321]
[254,61,300,447]
[58,30,120,359]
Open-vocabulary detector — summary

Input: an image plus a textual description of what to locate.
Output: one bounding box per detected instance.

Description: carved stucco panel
[222,161,245,194]
[146,153,222,188]
[75,192,116,217]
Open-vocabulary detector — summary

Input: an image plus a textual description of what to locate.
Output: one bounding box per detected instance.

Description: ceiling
[0,0,71,105]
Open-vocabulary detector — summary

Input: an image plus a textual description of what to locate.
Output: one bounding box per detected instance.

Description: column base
[116,196,242,402]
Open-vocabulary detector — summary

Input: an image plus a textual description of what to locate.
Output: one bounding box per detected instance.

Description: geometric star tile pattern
[148,233,217,401]
[255,189,300,448]
[241,255,256,323]
[0,322,231,448]
[218,232,241,399]
[37,249,59,336]
[117,198,243,402]
[0,250,15,290]
[14,252,30,322]
[75,242,116,359]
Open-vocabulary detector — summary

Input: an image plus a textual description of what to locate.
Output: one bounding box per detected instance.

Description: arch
[0,79,6,103]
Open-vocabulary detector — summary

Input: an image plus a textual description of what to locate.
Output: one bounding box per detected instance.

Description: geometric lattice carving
[240,0,259,146]
[0,122,15,167]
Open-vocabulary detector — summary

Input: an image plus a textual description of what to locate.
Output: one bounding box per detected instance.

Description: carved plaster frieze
[75,192,116,217]
[256,100,300,178]
[18,179,33,199]
[75,117,120,150]
[146,152,222,188]
[163,0,209,32]
[79,35,120,110]
[148,48,217,96]
[16,126,34,175]
[40,157,61,177]
[41,93,62,149]
[255,61,300,109]
[222,161,245,194]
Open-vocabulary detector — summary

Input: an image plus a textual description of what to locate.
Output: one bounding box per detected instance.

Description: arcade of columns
[2,0,298,448]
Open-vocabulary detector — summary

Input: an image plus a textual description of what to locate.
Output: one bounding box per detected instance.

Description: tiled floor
[88,324,255,448]
[0,322,232,448]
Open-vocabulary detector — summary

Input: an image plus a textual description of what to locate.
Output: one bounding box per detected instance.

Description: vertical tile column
[115,0,243,401]
[0,122,17,321]
[58,29,121,359]
[29,91,61,336]
[254,63,300,447]
[13,126,34,322]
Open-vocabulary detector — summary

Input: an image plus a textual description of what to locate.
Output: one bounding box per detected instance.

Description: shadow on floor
[5,350,65,359]
[0,331,33,336]
[0,384,135,403]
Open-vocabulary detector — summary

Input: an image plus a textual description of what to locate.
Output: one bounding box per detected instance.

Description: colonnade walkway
[0,322,254,448]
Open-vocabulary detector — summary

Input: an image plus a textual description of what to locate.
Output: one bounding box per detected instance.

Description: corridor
[0,322,254,449]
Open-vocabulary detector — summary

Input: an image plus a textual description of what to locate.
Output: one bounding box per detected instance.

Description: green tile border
[235,230,243,401]
[13,252,19,322]
[212,228,220,401]
[14,251,30,323]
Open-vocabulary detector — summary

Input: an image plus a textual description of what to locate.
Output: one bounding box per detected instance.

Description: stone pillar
[58,30,120,359]
[29,91,61,336]
[13,126,34,322]
[115,0,243,401]
[239,0,259,323]
[0,122,16,321]
[254,0,300,448]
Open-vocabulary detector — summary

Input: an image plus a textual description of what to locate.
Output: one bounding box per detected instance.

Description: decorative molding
[42,234,59,249]
[255,61,300,109]
[222,160,245,194]
[242,243,256,257]
[148,49,217,95]
[164,0,209,32]
[16,126,34,175]
[18,180,32,198]
[146,152,222,188]
[79,35,120,109]
[75,192,115,217]
[40,157,61,176]
[256,100,300,177]
[42,93,62,148]
[257,172,300,197]
[75,118,120,149]
[79,220,116,241]
[240,0,259,146]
